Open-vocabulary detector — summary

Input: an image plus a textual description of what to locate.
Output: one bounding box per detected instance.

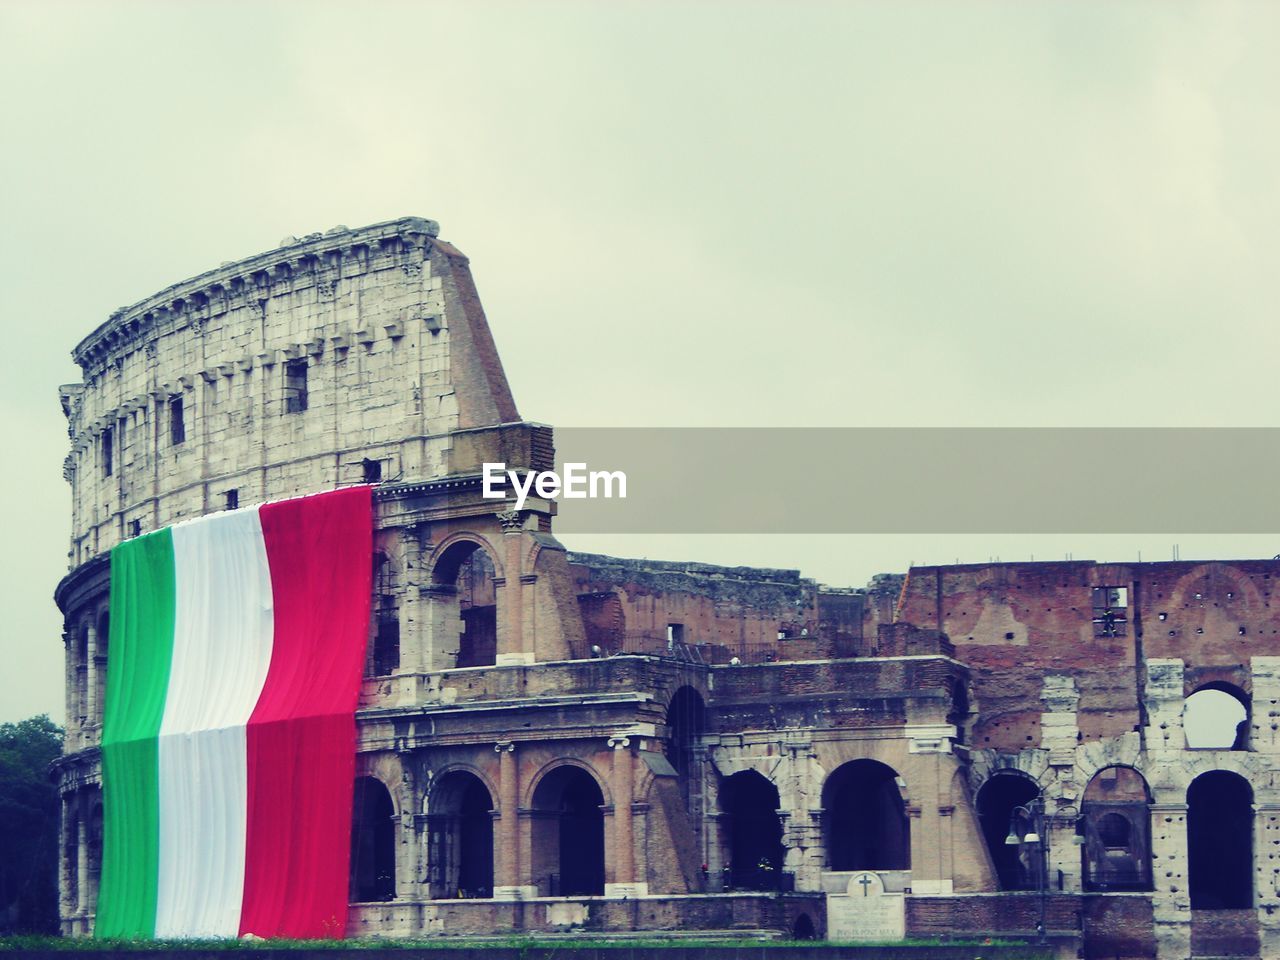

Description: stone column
[59,794,75,925]
[905,746,949,895]
[396,527,425,678]
[75,805,89,919]
[1045,811,1083,894]
[938,804,955,890]
[1143,660,1187,755]
[394,762,415,901]
[493,741,532,898]
[1250,657,1280,754]
[606,735,643,895]
[1149,801,1191,960]
[1256,802,1280,959]
[418,584,460,672]
[495,511,530,665]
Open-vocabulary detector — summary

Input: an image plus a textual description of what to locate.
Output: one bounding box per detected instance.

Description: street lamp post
[1005,798,1083,946]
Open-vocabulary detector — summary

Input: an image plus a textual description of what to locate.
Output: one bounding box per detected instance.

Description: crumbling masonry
[51,218,1277,958]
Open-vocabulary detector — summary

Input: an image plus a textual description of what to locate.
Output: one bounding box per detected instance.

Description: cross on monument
[858,874,874,897]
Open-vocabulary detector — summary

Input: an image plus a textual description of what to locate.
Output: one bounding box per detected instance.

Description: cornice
[53,551,110,614]
[71,216,440,376]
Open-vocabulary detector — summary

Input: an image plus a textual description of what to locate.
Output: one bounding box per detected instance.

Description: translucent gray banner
[505,428,1280,534]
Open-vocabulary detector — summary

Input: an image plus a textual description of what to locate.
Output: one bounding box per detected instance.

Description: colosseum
[51,216,1278,959]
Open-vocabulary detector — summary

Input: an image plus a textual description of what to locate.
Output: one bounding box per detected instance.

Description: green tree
[0,714,63,934]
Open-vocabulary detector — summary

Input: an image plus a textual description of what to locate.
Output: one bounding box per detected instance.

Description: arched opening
[428,771,494,899]
[665,687,705,810]
[350,777,396,902]
[976,771,1041,891]
[370,551,399,676]
[1184,684,1249,750]
[431,541,498,669]
[719,770,785,890]
[94,611,109,725]
[530,765,605,896]
[1082,765,1151,892]
[822,759,910,871]
[1188,770,1253,909]
[792,913,816,940]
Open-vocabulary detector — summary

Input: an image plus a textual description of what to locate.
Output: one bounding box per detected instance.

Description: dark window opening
[102,428,113,477]
[531,766,605,896]
[284,359,308,413]
[428,772,494,899]
[225,489,239,511]
[720,770,785,890]
[665,687,705,811]
[667,623,685,646]
[1092,586,1128,638]
[362,458,383,483]
[372,552,399,675]
[792,914,816,940]
[977,772,1041,891]
[374,617,400,676]
[128,519,141,538]
[1097,812,1131,848]
[456,549,497,668]
[823,760,910,871]
[1188,770,1253,909]
[169,395,185,445]
[350,777,396,902]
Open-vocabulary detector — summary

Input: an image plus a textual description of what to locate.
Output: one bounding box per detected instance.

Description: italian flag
[94,487,372,940]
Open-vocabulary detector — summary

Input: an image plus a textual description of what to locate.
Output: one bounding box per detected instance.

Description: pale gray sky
[3,1,1279,724]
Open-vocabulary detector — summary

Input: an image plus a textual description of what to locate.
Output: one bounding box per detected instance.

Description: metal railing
[567,632,836,665]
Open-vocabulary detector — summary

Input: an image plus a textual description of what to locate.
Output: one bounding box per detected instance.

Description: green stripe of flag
[95,529,176,939]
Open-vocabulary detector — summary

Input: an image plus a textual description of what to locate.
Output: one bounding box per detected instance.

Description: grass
[0,936,1041,952]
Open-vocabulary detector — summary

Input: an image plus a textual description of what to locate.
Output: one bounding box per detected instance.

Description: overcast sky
[3,1,1279,725]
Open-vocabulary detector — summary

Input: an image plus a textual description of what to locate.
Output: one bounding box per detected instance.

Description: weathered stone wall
[60,217,516,568]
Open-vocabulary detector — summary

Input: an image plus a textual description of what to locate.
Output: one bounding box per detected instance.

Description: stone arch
[821,759,910,871]
[426,769,494,899]
[350,775,397,902]
[1167,562,1266,614]
[975,769,1041,891]
[426,762,499,812]
[429,532,505,584]
[1082,765,1152,892]
[529,762,607,896]
[1187,769,1253,909]
[427,535,502,669]
[523,757,612,809]
[1184,682,1249,750]
[719,769,785,890]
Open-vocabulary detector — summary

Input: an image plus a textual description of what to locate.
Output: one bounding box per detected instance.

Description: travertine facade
[52,218,1273,958]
